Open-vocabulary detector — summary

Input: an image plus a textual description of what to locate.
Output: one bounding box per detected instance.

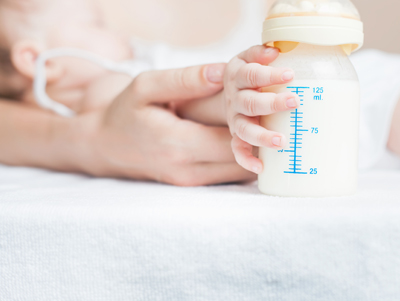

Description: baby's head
[0,0,131,102]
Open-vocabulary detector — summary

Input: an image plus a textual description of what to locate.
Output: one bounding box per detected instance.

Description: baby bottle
[258,0,364,197]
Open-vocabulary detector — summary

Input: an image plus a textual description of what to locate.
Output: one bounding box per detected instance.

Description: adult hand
[82,64,256,186]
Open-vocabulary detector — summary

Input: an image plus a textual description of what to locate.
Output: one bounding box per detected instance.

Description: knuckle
[173,68,192,91]
[163,147,193,165]
[226,63,239,83]
[242,94,257,116]
[269,96,279,113]
[237,121,248,139]
[256,131,269,146]
[266,68,273,85]
[244,66,259,87]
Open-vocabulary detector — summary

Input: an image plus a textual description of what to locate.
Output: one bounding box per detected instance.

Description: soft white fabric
[350,50,400,170]
[1,164,400,301]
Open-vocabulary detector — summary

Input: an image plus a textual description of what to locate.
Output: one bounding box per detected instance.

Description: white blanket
[1,164,400,301]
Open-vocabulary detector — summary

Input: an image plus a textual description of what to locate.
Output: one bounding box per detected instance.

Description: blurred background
[351,0,400,53]
[99,0,399,53]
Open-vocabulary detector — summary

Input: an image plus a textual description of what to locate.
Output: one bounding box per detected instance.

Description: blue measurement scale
[284,86,309,174]
[259,80,358,197]
[274,85,325,176]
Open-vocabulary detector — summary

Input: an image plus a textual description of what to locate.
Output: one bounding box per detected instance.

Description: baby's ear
[11,40,63,83]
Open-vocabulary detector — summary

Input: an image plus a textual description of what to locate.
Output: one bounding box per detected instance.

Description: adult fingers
[129,63,226,106]
[176,91,227,126]
[175,120,236,163]
[231,134,263,174]
[237,45,280,65]
[165,162,256,187]
[235,63,294,90]
[232,114,286,149]
[234,90,300,116]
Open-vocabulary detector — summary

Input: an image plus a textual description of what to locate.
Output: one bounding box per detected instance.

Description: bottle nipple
[267,0,360,20]
[263,0,363,55]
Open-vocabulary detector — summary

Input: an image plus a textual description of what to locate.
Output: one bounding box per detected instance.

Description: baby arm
[176,90,226,126]
[0,99,95,173]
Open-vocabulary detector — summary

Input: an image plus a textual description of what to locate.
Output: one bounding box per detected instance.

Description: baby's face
[44,0,131,59]
[2,0,133,107]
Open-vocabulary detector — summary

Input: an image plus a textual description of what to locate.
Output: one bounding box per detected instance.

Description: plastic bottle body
[258,43,360,197]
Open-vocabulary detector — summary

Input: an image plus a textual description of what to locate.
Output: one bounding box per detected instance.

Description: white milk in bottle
[258,0,364,197]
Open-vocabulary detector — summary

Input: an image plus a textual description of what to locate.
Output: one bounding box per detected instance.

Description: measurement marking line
[293,108,299,172]
[285,86,310,176]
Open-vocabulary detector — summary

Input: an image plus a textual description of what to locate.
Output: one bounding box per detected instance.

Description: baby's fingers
[237,45,280,65]
[232,114,286,149]
[236,64,294,90]
[231,134,263,174]
[235,91,300,116]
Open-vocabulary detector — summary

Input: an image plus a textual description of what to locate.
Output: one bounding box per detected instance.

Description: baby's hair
[0,48,21,100]
[0,47,14,75]
[0,0,16,76]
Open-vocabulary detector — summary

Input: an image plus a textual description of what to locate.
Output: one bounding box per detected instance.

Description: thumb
[130,63,226,106]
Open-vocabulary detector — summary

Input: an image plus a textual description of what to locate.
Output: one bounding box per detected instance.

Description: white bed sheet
[1,164,400,301]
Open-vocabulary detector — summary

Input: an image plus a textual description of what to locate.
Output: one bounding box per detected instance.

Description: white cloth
[1,164,400,301]
[351,49,400,170]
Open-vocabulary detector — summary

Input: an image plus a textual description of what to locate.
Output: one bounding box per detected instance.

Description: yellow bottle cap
[263,0,364,54]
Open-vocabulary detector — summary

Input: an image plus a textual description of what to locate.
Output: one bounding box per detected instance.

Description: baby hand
[224,45,300,174]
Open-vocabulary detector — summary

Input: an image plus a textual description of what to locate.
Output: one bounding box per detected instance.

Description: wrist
[73,110,142,179]
[66,111,110,177]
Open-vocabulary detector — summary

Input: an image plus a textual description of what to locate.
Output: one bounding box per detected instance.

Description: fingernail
[281,71,294,81]
[272,137,282,147]
[286,98,297,108]
[252,165,262,174]
[206,64,225,83]
[264,47,275,54]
